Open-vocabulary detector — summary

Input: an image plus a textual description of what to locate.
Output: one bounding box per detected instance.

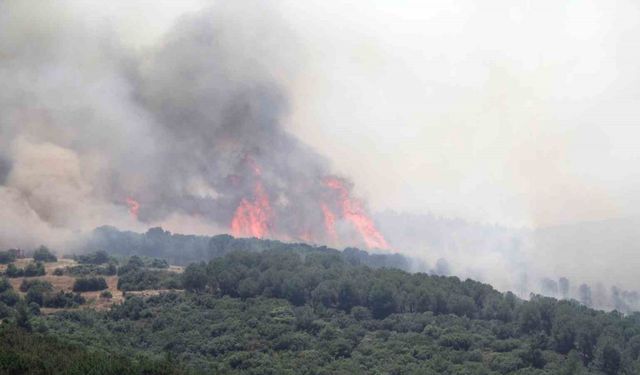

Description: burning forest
[0,1,389,251]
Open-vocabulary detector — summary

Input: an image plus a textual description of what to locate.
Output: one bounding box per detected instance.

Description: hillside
[1,235,639,374]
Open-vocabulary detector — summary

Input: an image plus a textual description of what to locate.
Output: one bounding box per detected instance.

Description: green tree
[368,282,396,319]
[32,245,57,262]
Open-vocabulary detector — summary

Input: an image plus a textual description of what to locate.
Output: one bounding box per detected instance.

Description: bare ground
[2,258,183,314]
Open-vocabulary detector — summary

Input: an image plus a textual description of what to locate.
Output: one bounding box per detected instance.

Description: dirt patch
[3,257,183,313]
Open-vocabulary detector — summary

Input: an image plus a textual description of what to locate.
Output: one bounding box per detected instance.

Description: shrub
[5,263,23,278]
[32,246,57,262]
[44,291,85,308]
[0,250,16,264]
[67,262,117,277]
[0,277,12,293]
[72,277,108,292]
[23,262,46,277]
[28,301,41,316]
[75,250,110,265]
[26,288,44,306]
[117,269,182,291]
[149,258,169,269]
[20,279,53,293]
[100,290,113,299]
[0,289,20,306]
[118,256,145,275]
[53,268,65,276]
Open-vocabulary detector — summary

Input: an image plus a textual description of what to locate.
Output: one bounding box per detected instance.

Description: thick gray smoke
[0,1,379,250]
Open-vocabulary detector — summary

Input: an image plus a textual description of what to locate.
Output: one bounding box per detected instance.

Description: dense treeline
[72,277,108,292]
[0,326,191,375]
[2,236,640,373]
[182,250,506,320]
[88,226,412,270]
[20,248,640,374]
[4,262,45,278]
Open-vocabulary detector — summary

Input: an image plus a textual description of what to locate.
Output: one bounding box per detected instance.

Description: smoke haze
[2,0,640,308]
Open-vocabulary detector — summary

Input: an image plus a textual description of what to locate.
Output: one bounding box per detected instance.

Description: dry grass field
[1,258,183,314]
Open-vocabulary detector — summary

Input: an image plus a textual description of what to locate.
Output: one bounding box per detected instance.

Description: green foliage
[0,326,191,375]
[20,279,53,293]
[89,226,411,269]
[24,262,46,277]
[66,262,117,277]
[2,238,640,374]
[149,258,170,269]
[32,246,57,262]
[43,291,85,308]
[117,268,182,291]
[182,263,208,292]
[20,248,639,374]
[0,277,12,293]
[5,263,22,278]
[0,250,17,264]
[116,256,182,291]
[6,262,46,278]
[0,289,20,307]
[72,277,108,292]
[74,250,111,264]
[101,290,113,299]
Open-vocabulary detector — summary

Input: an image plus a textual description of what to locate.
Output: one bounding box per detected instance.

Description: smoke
[377,211,640,313]
[0,0,387,250]
[3,0,640,313]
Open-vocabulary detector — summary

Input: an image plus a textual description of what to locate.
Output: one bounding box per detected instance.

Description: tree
[368,282,396,319]
[32,246,57,262]
[182,263,208,292]
[0,277,11,293]
[0,250,16,264]
[73,277,108,292]
[596,340,621,375]
[16,302,31,331]
[5,263,23,278]
[76,250,110,264]
[23,262,46,277]
[25,288,44,306]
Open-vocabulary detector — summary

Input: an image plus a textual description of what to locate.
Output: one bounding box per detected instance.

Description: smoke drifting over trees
[2,0,640,314]
[0,1,387,250]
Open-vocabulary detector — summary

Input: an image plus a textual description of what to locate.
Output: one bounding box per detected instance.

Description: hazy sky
[54,0,640,228]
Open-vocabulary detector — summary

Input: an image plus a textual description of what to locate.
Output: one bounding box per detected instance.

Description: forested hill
[2,231,640,373]
[2,249,639,374]
[88,226,414,270]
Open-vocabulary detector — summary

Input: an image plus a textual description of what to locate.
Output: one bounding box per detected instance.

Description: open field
[2,258,183,313]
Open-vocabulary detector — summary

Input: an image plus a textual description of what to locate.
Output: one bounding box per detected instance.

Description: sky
[68,0,640,229]
[282,0,640,228]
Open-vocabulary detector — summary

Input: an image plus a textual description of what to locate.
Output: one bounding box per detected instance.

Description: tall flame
[126,197,140,220]
[321,203,338,243]
[230,158,272,238]
[324,177,390,249]
[227,157,389,249]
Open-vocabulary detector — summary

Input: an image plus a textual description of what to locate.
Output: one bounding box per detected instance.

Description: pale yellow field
[2,258,183,314]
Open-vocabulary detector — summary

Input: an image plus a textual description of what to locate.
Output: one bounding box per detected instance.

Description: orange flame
[231,182,272,238]
[126,197,140,220]
[321,203,338,243]
[324,177,390,249]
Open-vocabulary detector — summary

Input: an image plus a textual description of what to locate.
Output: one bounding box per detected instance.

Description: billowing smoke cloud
[0,0,387,250]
